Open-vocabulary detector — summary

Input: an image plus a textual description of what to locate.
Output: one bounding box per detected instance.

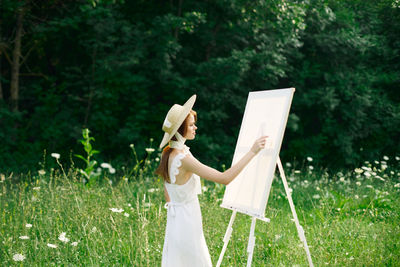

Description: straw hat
[159,95,197,148]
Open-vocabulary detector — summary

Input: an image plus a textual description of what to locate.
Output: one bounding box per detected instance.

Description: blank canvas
[221,88,295,218]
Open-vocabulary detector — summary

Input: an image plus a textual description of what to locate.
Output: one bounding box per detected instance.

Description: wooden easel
[216,157,314,267]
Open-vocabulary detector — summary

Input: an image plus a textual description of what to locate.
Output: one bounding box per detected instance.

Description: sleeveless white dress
[162,146,212,267]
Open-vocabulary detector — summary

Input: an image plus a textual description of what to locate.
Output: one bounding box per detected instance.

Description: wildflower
[148,188,156,193]
[364,172,371,177]
[91,227,97,233]
[47,243,57,248]
[109,168,116,174]
[294,170,301,174]
[366,185,373,189]
[374,160,379,165]
[355,195,359,199]
[51,153,60,159]
[383,155,389,161]
[146,148,155,153]
[71,241,78,246]
[124,213,130,217]
[395,156,400,161]
[109,208,124,213]
[26,223,32,228]
[128,203,132,207]
[33,187,40,190]
[306,157,313,162]
[101,163,112,169]
[361,166,371,171]
[58,232,70,243]
[356,181,361,186]
[309,166,314,170]
[130,144,134,148]
[19,236,29,240]
[339,177,345,182]
[286,162,292,168]
[312,194,320,199]
[354,168,363,174]
[394,183,400,188]
[109,180,113,185]
[155,157,160,162]
[13,254,25,262]
[38,170,46,175]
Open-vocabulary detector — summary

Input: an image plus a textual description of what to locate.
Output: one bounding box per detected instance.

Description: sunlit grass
[0,156,399,266]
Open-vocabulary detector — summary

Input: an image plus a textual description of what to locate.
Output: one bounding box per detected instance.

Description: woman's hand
[250,136,268,154]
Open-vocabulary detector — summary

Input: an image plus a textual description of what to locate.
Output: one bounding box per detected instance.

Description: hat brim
[159,95,196,148]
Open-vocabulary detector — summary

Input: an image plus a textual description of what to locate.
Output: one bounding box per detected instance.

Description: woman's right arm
[181,136,267,185]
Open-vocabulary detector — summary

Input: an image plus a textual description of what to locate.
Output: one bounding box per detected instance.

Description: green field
[1,158,399,266]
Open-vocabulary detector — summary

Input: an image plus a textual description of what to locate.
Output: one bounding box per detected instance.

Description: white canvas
[221,88,295,218]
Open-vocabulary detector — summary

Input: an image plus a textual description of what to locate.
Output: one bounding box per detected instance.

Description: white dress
[162,146,212,267]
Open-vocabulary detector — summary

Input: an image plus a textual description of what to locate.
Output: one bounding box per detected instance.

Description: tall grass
[1,156,399,266]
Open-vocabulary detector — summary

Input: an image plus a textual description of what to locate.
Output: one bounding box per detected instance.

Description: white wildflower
[101,163,112,169]
[294,170,301,174]
[312,194,320,199]
[109,168,116,174]
[155,157,160,162]
[25,223,32,228]
[47,243,57,248]
[148,188,156,193]
[354,168,363,174]
[309,166,314,170]
[128,203,132,207]
[33,187,40,190]
[71,241,78,246]
[364,172,371,177]
[13,254,25,262]
[307,157,313,162]
[19,236,29,240]
[383,155,389,161]
[144,203,151,208]
[51,153,60,159]
[286,162,292,168]
[124,213,130,217]
[58,232,69,243]
[340,177,345,182]
[38,170,46,175]
[109,208,124,213]
[374,160,379,165]
[146,148,155,153]
[130,144,134,148]
[394,183,400,188]
[362,166,372,171]
[91,227,97,233]
[356,181,361,186]
[366,185,373,189]
[395,156,400,161]
[355,195,359,199]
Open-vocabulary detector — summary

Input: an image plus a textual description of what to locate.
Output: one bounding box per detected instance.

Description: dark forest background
[1,0,399,173]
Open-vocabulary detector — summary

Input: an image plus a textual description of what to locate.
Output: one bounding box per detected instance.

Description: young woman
[155,95,267,267]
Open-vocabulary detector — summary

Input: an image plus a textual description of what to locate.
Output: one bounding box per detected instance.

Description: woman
[155,95,267,267]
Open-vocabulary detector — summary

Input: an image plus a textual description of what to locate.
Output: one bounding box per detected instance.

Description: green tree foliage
[0,0,398,172]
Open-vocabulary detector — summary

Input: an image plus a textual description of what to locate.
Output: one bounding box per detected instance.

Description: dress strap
[169,148,190,184]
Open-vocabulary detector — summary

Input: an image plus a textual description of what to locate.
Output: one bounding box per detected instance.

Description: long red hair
[155,110,197,182]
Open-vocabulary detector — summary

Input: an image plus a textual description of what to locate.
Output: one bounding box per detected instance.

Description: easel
[216,157,314,267]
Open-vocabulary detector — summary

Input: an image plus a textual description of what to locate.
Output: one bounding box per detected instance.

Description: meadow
[1,151,399,266]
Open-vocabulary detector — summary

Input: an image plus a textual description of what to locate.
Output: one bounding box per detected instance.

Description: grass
[1,158,399,266]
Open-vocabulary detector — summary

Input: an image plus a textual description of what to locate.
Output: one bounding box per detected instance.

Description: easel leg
[277,157,314,267]
[246,217,257,267]
[216,211,237,267]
